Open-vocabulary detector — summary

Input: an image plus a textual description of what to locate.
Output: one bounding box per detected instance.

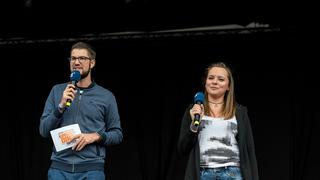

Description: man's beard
[81,68,90,80]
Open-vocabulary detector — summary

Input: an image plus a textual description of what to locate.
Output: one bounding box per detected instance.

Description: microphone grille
[194,92,204,104]
[70,70,81,82]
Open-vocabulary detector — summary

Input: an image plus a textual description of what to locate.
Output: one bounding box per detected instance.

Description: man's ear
[90,59,96,68]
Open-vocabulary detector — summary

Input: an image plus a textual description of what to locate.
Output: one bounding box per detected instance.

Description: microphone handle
[65,81,76,108]
[66,99,72,107]
[194,113,200,126]
[193,101,202,126]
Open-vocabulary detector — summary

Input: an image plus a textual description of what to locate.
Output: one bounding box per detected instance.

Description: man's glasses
[68,56,91,62]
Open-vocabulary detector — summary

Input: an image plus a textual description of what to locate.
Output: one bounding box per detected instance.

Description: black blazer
[177,104,259,180]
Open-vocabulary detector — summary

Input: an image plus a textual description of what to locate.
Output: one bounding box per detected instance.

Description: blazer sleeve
[242,106,259,180]
[177,104,199,156]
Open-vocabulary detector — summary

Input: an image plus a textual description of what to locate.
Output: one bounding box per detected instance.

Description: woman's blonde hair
[202,62,236,119]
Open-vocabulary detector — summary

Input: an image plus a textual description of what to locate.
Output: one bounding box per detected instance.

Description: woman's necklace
[208,101,224,108]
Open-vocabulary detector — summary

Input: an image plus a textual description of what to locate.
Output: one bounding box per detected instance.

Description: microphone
[193,92,204,127]
[65,70,81,108]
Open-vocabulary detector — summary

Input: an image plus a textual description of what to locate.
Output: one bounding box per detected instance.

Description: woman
[178,62,259,180]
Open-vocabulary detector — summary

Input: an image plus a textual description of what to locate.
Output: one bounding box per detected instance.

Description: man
[40,41,123,180]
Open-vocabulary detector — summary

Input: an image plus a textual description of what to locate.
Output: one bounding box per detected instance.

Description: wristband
[58,103,65,113]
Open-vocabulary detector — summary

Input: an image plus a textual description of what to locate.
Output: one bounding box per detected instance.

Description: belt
[50,161,104,173]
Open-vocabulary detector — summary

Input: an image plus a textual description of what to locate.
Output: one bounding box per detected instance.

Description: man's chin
[81,70,90,79]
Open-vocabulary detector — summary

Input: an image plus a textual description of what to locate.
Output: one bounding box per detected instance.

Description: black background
[1,1,308,180]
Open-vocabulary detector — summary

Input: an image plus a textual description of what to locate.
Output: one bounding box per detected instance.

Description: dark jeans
[200,166,242,180]
[48,168,105,180]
